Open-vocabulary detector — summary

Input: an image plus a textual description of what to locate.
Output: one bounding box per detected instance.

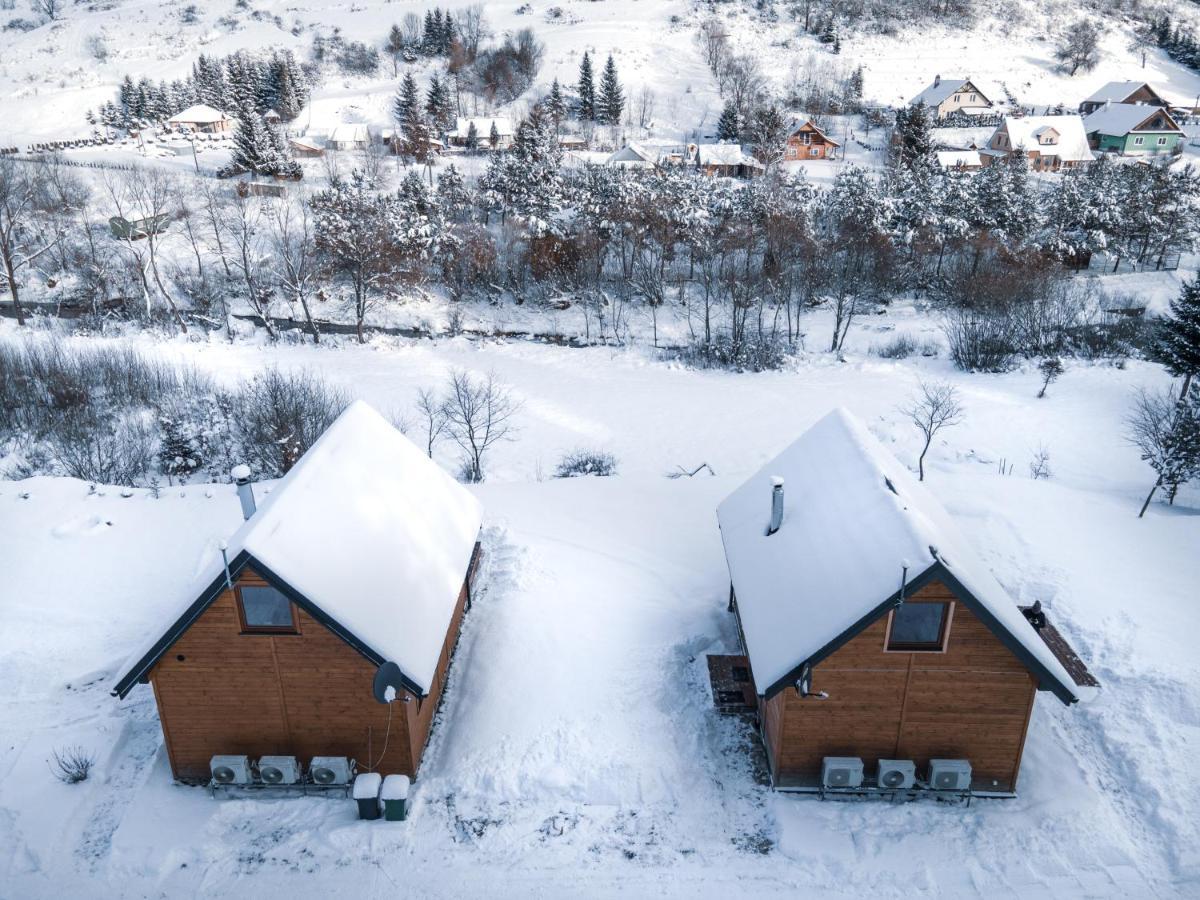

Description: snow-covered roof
[930,126,993,150]
[1082,81,1163,105]
[167,104,232,124]
[910,76,988,108]
[112,401,483,698]
[451,117,514,138]
[716,409,1078,703]
[607,142,658,167]
[328,124,371,144]
[999,115,1093,162]
[1083,103,1180,136]
[288,136,324,151]
[936,150,982,168]
[696,143,764,167]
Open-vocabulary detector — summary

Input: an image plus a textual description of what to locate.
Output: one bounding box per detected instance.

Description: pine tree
[273,58,303,120]
[547,78,566,128]
[489,120,500,149]
[442,13,457,54]
[598,55,624,126]
[1156,276,1200,396]
[716,101,740,141]
[578,51,596,121]
[393,72,420,126]
[386,23,405,74]
[466,120,479,151]
[848,67,864,101]
[422,10,438,56]
[229,111,279,175]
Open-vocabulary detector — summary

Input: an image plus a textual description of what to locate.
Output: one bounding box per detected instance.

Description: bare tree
[455,4,488,61]
[32,0,63,21]
[1055,21,1101,76]
[0,157,63,326]
[635,86,656,130]
[901,380,964,481]
[218,193,277,339]
[1127,385,1200,517]
[267,195,320,343]
[416,386,448,457]
[441,370,520,482]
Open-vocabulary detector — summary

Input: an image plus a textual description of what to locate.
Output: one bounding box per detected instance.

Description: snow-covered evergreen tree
[716,101,740,141]
[1156,277,1200,396]
[577,51,596,121]
[598,55,624,126]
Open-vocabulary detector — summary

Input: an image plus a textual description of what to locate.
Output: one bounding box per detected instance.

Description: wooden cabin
[715,409,1093,794]
[167,104,235,134]
[1079,81,1169,116]
[111,401,484,782]
[784,120,840,160]
[693,142,765,178]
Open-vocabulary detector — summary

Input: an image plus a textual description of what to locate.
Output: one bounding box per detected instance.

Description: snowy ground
[1,312,1198,898]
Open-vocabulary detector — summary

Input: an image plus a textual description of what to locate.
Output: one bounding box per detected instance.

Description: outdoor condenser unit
[927,759,973,791]
[876,759,916,790]
[210,755,252,785]
[310,756,353,785]
[821,756,864,789]
[257,755,300,785]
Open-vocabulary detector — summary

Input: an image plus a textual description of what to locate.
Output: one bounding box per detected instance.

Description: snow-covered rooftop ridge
[167,104,233,123]
[1082,81,1158,104]
[716,408,1077,701]
[451,116,514,137]
[910,75,977,107]
[111,401,483,696]
[999,115,1093,162]
[328,123,371,142]
[1082,103,1180,135]
[696,143,762,166]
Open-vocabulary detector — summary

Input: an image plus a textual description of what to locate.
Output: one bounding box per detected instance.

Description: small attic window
[236,585,298,634]
[886,601,953,652]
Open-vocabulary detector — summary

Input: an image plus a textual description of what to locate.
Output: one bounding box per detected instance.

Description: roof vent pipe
[232,464,256,520]
[767,477,784,535]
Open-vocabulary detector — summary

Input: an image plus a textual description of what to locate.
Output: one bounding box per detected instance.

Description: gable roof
[936,149,982,168]
[608,142,659,167]
[328,123,371,143]
[111,401,483,700]
[716,409,1078,704]
[168,104,233,124]
[911,76,989,108]
[451,117,514,139]
[998,115,1093,162]
[787,119,841,146]
[1083,81,1166,106]
[695,142,764,167]
[1083,103,1182,136]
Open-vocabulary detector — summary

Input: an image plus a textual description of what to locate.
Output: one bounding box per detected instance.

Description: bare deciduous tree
[219,193,277,339]
[32,0,63,21]
[0,158,63,326]
[267,196,320,343]
[441,370,520,482]
[416,386,448,457]
[1127,385,1200,517]
[901,380,964,481]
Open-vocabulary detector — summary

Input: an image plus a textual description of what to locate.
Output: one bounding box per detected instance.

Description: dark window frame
[235,584,300,635]
[884,600,953,653]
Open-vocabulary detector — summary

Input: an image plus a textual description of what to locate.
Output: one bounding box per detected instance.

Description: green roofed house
[1083,103,1183,157]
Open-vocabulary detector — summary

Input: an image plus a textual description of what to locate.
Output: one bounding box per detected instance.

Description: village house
[784,119,840,160]
[714,409,1094,793]
[984,115,1094,171]
[693,142,765,178]
[1083,103,1184,157]
[166,104,235,134]
[935,150,983,171]
[607,142,659,169]
[263,108,283,126]
[288,136,325,158]
[910,75,994,119]
[447,117,515,150]
[110,401,484,782]
[327,124,372,151]
[1078,81,1170,116]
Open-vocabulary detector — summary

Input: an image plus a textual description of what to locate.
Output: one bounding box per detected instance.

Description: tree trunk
[1137,475,1162,518]
[917,436,931,481]
[3,252,24,326]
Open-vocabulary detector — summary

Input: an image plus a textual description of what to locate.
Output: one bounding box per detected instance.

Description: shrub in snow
[943,309,1016,373]
[1037,358,1064,398]
[900,380,964,481]
[680,335,791,373]
[872,334,938,360]
[233,368,350,477]
[555,450,618,479]
[49,746,95,784]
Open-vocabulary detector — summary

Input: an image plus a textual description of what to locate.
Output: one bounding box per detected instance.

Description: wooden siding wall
[149,566,469,781]
[761,580,1038,792]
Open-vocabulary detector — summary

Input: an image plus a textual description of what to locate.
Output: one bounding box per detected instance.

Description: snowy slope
[0,322,1197,896]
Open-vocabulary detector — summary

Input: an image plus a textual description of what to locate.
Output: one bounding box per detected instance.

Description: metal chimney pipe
[767,477,784,535]
[232,464,256,520]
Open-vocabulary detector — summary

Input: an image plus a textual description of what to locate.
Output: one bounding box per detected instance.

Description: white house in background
[936,149,983,171]
[327,124,372,151]
[447,117,515,150]
[984,115,1093,171]
[607,142,659,169]
[910,75,994,119]
[167,104,235,133]
[288,136,325,158]
[693,143,765,178]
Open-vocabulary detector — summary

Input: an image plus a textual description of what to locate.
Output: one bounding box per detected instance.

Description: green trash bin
[353,773,382,821]
[382,774,410,821]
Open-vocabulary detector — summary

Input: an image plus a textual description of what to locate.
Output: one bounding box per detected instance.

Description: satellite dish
[213,766,236,784]
[372,661,405,704]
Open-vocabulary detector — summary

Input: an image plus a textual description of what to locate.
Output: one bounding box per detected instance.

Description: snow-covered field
[1,314,1198,898]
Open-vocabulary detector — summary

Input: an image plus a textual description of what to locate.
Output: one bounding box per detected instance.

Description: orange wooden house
[715,409,1094,795]
[784,119,840,160]
[112,401,484,782]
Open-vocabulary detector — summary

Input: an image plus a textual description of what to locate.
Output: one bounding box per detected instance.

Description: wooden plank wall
[762,580,1038,791]
[150,567,467,781]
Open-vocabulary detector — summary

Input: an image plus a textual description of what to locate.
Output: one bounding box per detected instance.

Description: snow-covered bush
[680,335,792,373]
[871,334,937,360]
[555,450,618,479]
[233,368,349,477]
[943,309,1016,373]
[48,746,94,784]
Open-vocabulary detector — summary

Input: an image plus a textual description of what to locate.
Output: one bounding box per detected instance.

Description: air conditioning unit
[310,756,353,786]
[876,759,916,790]
[821,756,864,789]
[258,755,300,785]
[210,754,252,785]
[927,759,972,791]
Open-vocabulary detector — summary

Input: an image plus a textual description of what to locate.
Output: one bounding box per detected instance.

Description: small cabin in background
[447,117,515,151]
[714,409,1093,794]
[167,104,235,134]
[910,75,993,119]
[288,136,325,158]
[1078,81,1169,116]
[111,402,484,783]
[327,124,372,151]
[693,142,765,178]
[784,119,840,160]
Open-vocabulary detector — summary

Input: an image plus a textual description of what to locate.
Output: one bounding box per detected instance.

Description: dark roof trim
[759,561,1078,705]
[111,552,427,701]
